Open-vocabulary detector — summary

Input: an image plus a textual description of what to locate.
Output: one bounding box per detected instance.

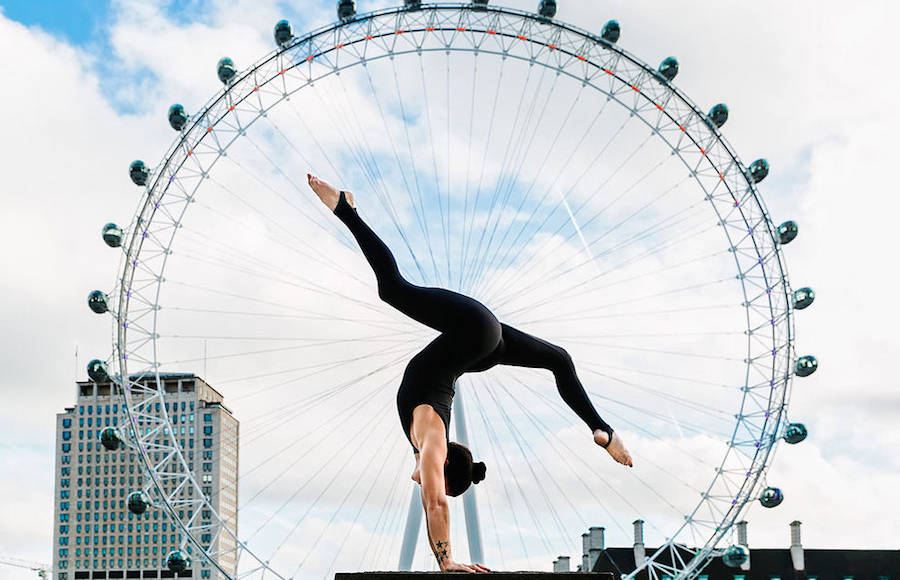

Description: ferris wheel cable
[467,383,536,565]
[356,451,408,571]
[575,364,736,420]
[291,421,402,577]
[585,389,724,440]
[458,55,544,290]
[530,247,729,312]
[264,394,396,556]
[459,53,479,288]
[454,51,510,291]
[473,377,572,560]
[580,362,734,391]
[388,55,444,287]
[513,377,709,496]
[171,250,394,310]
[477,374,596,544]
[206,373,398,507]
[500,375,684,538]
[246,393,396,544]
[325,441,407,578]
[224,145,355,252]
[473,375,565,557]
[473,105,631,286]
[495,375,688,525]
[476,180,706,307]
[478,83,627,292]
[326,72,433,286]
[476,148,685,302]
[357,62,441,286]
[465,86,610,294]
[462,61,563,294]
[496,222,723,316]
[178,199,378,295]
[464,81,592,294]
[235,342,418,431]
[200,336,423,392]
[158,329,420,367]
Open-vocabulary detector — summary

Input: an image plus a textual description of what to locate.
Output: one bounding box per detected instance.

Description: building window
[204,413,212,422]
[62,443,71,452]
[62,418,71,428]
[203,426,213,435]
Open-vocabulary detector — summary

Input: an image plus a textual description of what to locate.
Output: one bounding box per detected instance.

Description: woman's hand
[439,559,491,573]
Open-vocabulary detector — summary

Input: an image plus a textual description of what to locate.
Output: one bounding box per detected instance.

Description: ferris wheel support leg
[454,383,486,565]
[398,486,423,571]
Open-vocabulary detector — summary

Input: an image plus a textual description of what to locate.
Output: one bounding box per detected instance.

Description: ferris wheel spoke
[388,55,444,287]
[264,395,395,556]
[359,60,441,285]
[292,422,401,577]
[163,306,414,334]
[462,62,564,294]
[326,71,434,286]
[356,451,408,571]
[477,376,579,546]
[576,364,735,421]
[493,375,687,525]
[324,439,407,578]
[468,383,548,566]
[491,213,716,314]
[470,107,634,296]
[477,175,705,308]
[458,59,542,292]
[466,91,615,295]
[224,143,354,250]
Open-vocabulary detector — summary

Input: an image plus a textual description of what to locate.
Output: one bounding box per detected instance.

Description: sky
[1,0,899,578]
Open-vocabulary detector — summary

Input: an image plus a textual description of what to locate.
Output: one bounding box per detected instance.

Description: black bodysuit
[333,191,612,452]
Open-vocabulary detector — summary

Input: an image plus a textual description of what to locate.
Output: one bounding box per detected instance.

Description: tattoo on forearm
[434,540,449,564]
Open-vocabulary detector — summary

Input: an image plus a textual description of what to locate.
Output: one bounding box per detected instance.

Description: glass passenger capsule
[88,290,109,314]
[601,20,620,44]
[127,491,151,514]
[129,160,149,186]
[217,57,237,84]
[168,104,188,131]
[784,422,808,444]
[99,427,123,451]
[337,0,356,21]
[166,550,191,572]
[404,0,422,8]
[722,545,749,567]
[658,57,679,81]
[274,20,293,47]
[793,287,815,310]
[777,220,798,244]
[102,223,123,248]
[795,355,818,377]
[87,359,109,383]
[539,0,557,19]
[749,158,769,183]
[759,486,783,508]
[708,103,729,128]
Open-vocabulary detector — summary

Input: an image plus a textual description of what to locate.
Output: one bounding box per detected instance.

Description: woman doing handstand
[307,174,633,574]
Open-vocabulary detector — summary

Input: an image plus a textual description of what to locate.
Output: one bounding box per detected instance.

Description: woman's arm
[412,406,490,572]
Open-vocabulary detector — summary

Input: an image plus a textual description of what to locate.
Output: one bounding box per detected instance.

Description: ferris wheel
[86,1,818,578]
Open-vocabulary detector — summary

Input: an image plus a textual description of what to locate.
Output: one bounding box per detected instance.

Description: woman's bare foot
[594,428,634,467]
[307,173,354,211]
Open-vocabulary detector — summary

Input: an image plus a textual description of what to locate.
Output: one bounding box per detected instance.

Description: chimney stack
[553,556,570,572]
[581,533,590,572]
[632,519,646,567]
[588,526,605,570]
[790,520,805,571]
[735,520,750,571]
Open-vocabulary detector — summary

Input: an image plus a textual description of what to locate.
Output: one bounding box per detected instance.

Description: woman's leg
[333,190,501,350]
[496,323,613,438]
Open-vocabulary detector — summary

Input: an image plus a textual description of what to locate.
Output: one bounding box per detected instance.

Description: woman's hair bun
[471,461,487,484]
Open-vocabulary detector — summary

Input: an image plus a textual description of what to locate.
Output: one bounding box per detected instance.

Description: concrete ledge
[336,573,614,579]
